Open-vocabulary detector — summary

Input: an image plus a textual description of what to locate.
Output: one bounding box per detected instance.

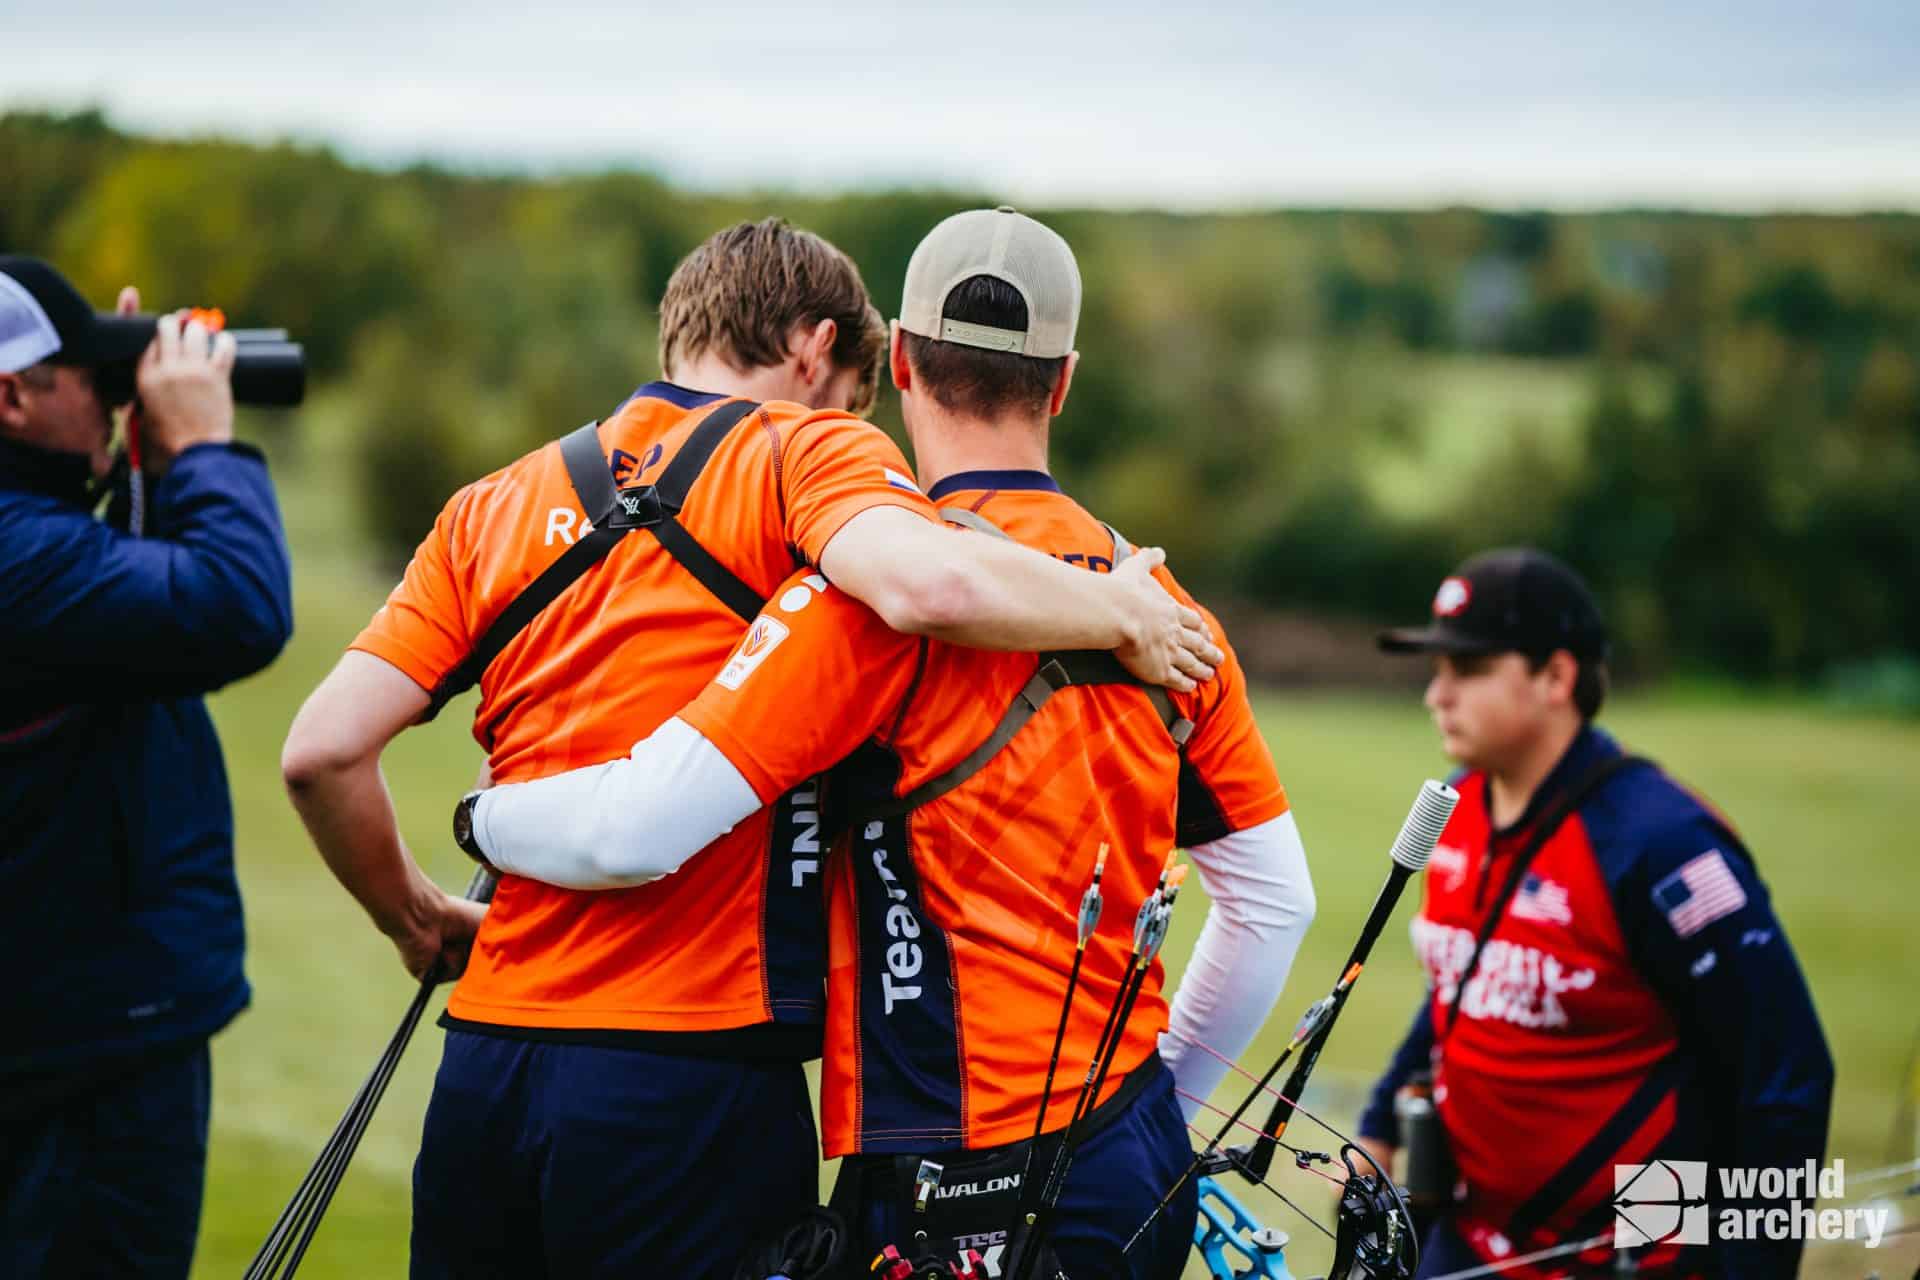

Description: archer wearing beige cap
[826,208,1315,1276]
[897,205,1083,358]
[884,206,1088,483]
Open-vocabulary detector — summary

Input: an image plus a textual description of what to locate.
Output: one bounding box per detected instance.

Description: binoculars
[95,324,306,409]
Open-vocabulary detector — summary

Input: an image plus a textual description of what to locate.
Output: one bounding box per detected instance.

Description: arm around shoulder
[815,504,987,637]
[472,718,762,889]
[817,505,1219,689]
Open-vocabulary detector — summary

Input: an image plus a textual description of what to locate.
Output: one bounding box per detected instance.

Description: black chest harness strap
[854,508,1193,823]
[422,398,764,721]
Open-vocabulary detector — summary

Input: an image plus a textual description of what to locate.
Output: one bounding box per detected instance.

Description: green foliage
[0,109,128,252]
[6,109,1917,682]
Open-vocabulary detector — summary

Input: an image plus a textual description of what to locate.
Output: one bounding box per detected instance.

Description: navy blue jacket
[1358,725,1833,1277]
[1,437,292,1079]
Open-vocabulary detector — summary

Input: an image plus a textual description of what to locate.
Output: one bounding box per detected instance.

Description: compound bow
[1121,779,1458,1280]
[844,781,1457,1280]
[1104,781,1455,1280]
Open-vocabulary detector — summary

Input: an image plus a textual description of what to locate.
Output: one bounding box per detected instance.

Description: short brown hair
[1528,651,1610,720]
[658,218,886,414]
[901,275,1067,419]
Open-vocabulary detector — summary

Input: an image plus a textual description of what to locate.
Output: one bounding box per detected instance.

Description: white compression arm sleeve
[470,716,762,889]
[1159,812,1317,1121]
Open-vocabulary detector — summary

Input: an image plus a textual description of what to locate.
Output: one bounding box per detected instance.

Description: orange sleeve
[348,489,473,692]
[679,569,924,803]
[778,415,936,566]
[1174,604,1288,847]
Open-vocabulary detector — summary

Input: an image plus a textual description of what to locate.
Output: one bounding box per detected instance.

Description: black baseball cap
[0,256,155,375]
[1379,548,1608,661]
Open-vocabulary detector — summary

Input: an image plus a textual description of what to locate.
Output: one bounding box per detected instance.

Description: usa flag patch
[1652,850,1748,938]
[1510,873,1573,926]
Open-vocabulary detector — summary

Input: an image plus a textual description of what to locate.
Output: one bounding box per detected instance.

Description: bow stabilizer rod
[1121,780,1458,1259]
[1241,779,1456,1183]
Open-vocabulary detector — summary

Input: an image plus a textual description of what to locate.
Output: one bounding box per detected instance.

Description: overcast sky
[6,0,1917,209]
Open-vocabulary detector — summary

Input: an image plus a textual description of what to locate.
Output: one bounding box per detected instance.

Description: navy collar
[625,380,730,411]
[1493,723,1618,838]
[0,436,94,506]
[925,469,1061,502]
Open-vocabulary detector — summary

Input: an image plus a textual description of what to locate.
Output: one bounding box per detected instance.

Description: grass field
[188,428,1919,1278]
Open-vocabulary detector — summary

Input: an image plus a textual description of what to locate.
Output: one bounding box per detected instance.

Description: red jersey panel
[350,385,933,1034]
[1419,771,1682,1256]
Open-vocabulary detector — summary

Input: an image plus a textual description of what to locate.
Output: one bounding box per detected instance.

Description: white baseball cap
[898,207,1081,358]
[0,256,154,375]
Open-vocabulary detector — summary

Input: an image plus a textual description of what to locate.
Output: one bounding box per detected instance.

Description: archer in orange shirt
[280,218,1221,1280]
[465,210,1317,1280]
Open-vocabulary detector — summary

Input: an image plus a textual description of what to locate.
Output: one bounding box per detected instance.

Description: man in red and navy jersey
[1356,549,1832,1278]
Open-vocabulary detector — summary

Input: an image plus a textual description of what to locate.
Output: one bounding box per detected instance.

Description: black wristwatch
[452,791,494,871]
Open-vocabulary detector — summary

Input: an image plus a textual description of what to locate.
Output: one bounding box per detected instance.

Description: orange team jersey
[677,469,1288,1154]
[350,382,935,1043]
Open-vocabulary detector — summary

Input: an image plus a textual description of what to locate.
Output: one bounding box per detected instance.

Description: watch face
[453,795,474,849]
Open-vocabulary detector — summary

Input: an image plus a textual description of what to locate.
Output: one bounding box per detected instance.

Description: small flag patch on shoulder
[715,616,789,690]
[884,467,921,493]
[1651,850,1747,938]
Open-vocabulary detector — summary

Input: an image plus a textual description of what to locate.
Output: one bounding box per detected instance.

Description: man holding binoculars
[0,256,294,1277]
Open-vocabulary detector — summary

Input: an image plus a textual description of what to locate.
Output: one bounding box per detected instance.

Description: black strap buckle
[607,484,666,529]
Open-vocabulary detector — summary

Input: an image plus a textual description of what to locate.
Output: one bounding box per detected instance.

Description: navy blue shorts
[850,1059,1197,1280]
[411,1029,819,1280]
[0,1039,211,1279]
[1415,1217,1477,1277]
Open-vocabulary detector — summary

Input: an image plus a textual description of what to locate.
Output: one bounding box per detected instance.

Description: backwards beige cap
[899,206,1081,358]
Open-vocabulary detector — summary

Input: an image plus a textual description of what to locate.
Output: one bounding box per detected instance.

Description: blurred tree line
[6,109,1917,688]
